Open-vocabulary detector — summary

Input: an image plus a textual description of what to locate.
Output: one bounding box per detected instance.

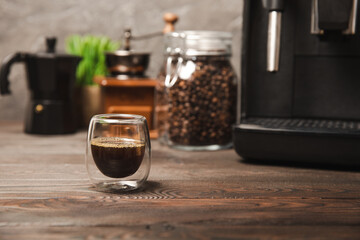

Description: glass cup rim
[91,114,146,124]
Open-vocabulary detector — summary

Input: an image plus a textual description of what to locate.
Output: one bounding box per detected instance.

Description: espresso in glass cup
[86,114,151,192]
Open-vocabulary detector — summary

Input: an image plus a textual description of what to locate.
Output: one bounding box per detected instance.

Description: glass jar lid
[164,31,232,56]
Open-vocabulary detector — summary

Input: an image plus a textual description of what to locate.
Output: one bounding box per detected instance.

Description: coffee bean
[166,56,237,146]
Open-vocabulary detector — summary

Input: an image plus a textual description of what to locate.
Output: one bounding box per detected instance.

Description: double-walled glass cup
[86,114,151,192]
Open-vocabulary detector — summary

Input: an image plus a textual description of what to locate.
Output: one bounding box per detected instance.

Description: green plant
[65,35,119,86]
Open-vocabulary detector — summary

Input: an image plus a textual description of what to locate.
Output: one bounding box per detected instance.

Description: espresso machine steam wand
[263,0,285,72]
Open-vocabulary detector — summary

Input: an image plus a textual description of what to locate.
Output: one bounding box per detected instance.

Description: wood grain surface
[0,122,359,239]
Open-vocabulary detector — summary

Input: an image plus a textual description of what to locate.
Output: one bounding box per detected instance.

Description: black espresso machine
[233,0,360,166]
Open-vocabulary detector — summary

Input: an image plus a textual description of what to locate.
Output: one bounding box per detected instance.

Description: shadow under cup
[86,114,151,192]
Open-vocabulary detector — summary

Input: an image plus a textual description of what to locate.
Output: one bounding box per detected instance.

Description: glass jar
[156,32,183,141]
[163,31,237,150]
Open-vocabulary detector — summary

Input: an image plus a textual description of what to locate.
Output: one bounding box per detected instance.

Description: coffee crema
[91,137,145,178]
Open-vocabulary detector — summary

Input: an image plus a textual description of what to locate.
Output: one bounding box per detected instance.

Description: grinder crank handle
[163,13,178,33]
[262,0,285,72]
[122,13,178,51]
[0,53,25,95]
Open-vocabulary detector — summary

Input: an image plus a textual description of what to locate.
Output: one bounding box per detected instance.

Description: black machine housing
[233,0,360,165]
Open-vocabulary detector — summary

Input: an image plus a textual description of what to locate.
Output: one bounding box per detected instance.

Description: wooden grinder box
[94,76,158,138]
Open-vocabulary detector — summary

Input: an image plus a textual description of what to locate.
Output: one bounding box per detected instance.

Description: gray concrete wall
[0,0,243,121]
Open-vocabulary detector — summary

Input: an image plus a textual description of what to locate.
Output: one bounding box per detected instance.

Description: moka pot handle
[0,52,25,95]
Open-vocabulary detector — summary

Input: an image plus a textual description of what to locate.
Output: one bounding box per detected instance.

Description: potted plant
[65,35,119,127]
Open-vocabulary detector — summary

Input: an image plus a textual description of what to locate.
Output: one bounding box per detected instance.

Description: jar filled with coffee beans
[162,31,237,150]
[155,33,183,139]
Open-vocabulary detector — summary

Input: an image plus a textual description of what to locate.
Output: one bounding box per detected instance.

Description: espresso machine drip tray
[233,117,360,166]
[240,118,360,136]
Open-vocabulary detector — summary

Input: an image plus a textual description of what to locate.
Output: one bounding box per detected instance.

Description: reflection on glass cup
[86,114,151,192]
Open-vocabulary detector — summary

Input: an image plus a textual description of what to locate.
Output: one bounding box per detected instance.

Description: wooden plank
[1,226,359,240]
[0,123,360,239]
[0,198,359,238]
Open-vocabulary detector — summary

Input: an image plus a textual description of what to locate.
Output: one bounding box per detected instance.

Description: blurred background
[0,0,243,121]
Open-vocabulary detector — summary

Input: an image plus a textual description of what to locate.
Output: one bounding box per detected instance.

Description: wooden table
[0,122,359,239]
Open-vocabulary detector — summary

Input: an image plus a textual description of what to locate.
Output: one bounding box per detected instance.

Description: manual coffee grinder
[94,13,178,139]
[0,37,81,134]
